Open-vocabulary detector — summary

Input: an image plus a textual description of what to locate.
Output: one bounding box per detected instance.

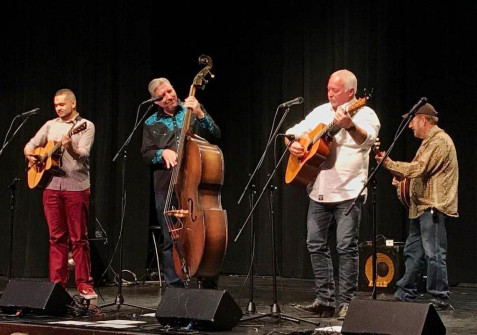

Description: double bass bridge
[165,209,189,218]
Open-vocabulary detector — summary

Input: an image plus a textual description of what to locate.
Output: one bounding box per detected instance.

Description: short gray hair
[148,78,171,97]
[331,69,357,92]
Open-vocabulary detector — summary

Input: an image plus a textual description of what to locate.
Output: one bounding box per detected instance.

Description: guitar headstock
[362,87,374,100]
[372,137,381,154]
[72,122,87,135]
[346,88,374,116]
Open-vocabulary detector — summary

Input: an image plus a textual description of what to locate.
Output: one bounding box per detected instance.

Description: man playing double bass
[141,77,222,288]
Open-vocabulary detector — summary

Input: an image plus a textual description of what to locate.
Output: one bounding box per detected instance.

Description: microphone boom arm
[0,116,31,157]
[237,106,294,205]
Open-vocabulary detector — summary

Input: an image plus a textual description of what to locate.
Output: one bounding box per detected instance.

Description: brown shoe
[431,298,454,311]
[337,303,349,320]
[295,300,335,317]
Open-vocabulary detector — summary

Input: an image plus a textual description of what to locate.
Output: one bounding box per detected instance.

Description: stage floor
[0,274,475,334]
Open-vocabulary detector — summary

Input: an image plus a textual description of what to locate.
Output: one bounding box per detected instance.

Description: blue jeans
[395,209,449,303]
[154,192,183,287]
[306,197,362,308]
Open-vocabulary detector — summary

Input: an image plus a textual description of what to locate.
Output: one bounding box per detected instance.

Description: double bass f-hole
[188,198,197,222]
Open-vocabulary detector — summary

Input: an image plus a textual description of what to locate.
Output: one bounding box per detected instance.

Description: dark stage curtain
[0,1,475,286]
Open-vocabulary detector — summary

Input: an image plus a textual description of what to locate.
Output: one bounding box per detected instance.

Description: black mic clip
[19,108,40,118]
[402,97,428,118]
[279,97,304,108]
[141,95,163,104]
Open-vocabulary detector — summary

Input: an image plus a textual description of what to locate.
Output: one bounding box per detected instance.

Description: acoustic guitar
[285,94,371,188]
[372,140,411,209]
[27,122,87,189]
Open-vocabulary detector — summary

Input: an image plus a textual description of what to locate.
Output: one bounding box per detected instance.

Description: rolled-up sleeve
[76,121,95,160]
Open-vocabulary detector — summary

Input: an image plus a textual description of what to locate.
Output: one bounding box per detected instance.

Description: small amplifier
[359,243,404,293]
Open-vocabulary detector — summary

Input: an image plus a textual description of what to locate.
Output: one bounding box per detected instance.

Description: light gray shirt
[24,115,95,191]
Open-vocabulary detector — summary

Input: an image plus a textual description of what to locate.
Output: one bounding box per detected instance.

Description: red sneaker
[78,285,98,300]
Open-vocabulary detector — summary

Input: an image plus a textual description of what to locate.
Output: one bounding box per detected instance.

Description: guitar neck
[311,122,334,143]
[46,125,77,158]
[310,97,367,144]
[48,142,62,158]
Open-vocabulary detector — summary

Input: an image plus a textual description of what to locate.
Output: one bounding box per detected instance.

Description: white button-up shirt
[286,100,380,203]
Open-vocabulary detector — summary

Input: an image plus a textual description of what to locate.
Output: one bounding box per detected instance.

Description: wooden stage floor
[0,274,475,334]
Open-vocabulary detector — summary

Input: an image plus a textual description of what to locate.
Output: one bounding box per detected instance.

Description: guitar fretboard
[310,97,368,144]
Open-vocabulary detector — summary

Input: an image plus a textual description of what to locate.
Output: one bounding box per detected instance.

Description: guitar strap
[73,114,82,123]
[58,115,84,167]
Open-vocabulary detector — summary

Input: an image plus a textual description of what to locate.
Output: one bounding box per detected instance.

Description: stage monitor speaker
[341,299,445,335]
[156,287,243,331]
[0,279,73,316]
[359,243,404,294]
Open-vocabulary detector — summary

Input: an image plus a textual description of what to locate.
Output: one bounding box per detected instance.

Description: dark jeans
[395,209,450,303]
[154,192,183,287]
[154,192,219,288]
[306,197,362,308]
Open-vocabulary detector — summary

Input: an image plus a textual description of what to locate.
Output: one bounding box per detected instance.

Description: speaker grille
[359,244,404,293]
[0,279,73,316]
[156,287,243,331]
[342,299,445,335]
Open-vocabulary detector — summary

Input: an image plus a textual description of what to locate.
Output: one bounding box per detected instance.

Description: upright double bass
[164,55,227,286]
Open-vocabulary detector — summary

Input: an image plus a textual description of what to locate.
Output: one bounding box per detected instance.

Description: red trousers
[42,188,93,288]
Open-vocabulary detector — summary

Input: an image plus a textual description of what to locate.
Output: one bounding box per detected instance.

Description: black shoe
[337,303,349,320]
[295,300,335,317]
[431,298,454,311]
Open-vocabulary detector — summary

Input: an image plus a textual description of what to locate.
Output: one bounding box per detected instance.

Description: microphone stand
[238,144,319,326]
[235,105,291,315]
[0,177,21,280]
[100,102,155,312]
[246,183,257,314]
[234,103,319,326]
[344,101,418,299]
[0,113,35,280]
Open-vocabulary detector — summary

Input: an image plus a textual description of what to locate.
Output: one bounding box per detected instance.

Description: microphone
[141,95,163,104]
[277,134,296,140]
[19,108,40,118]
[279,97,304,108]
[402,97,427,118]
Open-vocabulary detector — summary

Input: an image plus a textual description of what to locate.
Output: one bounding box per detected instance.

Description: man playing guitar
[24,89,97,300]
[375,102,458,310]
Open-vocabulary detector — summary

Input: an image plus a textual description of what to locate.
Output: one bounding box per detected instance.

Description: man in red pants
[24,88,97,299]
